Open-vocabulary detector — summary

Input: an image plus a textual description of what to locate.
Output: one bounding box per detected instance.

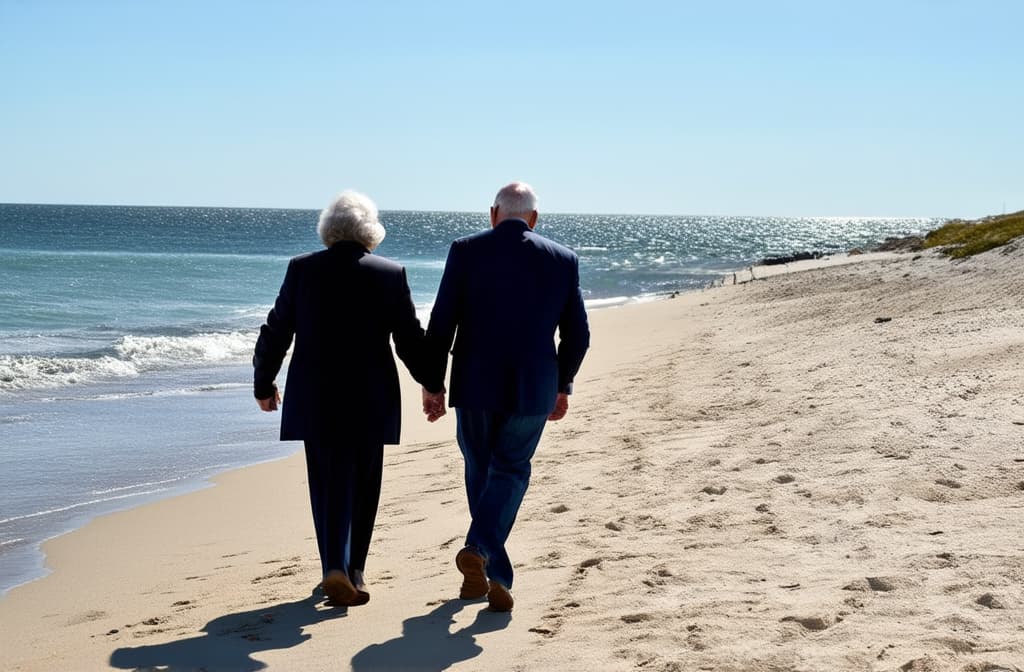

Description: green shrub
[923,210,1024,258]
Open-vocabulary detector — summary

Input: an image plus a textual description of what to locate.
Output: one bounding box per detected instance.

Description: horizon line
[0,201,952,221]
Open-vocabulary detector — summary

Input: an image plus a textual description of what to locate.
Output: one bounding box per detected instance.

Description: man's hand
[422,387,447,422]
[257,386,281,412]
[548,392,569,421]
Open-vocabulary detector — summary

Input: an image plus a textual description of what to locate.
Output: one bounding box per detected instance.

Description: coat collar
[328,240,370,255]
[495,218,530,234]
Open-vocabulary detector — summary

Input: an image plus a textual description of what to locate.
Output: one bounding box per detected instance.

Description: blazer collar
[329,240,370,255]
[495,218,530,234]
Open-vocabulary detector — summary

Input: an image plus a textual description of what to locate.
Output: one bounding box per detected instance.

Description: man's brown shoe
[487,580,514,612]
[323,570,359,606]
[455,546,488,599]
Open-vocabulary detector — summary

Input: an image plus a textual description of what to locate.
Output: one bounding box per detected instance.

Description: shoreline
[0,252,899,599]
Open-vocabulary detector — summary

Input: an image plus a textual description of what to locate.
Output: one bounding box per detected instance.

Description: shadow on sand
[350,600,511,671]
[109,594,344,672]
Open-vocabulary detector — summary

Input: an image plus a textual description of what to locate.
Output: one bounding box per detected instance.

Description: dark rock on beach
[759,251,825,266]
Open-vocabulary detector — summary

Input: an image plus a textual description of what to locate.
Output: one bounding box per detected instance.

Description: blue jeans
[303,440,384,578]
[456,408,548,589]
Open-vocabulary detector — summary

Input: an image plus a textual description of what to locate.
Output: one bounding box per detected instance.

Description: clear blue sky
[2,1,1021,216]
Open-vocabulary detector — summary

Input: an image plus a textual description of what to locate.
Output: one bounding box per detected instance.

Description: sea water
[0,203,936,593]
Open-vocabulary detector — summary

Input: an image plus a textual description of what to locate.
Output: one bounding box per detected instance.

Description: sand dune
[2,246,1022,671]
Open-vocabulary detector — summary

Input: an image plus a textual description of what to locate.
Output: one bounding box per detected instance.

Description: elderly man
[423,182,590,611]
[253,190,435,608]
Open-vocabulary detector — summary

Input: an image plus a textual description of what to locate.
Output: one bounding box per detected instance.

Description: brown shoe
[349,569,370,606]
[455,546,488,599]
[322,570,359,606]
[487,580,514,612]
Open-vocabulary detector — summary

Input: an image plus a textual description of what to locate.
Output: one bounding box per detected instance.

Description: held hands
[256,385,281,412]
[422,387,447,422]
[548,392,569,421]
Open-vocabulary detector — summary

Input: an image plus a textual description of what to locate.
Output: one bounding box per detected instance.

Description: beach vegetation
[924,209,1024,258]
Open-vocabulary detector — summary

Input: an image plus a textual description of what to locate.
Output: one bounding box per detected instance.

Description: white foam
[114,331,254,366]
[0,488,170,525]
[90,477,186,495]
[0,331,256,392]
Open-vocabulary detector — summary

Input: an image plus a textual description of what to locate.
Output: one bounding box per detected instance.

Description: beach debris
[874,316,893,323]
[701,485,727,495]
[976,593,1007,609]
[779,583,801,589]
[579,557,602,569]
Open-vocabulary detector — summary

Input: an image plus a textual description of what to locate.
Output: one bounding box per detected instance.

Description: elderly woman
[253,190,442,607]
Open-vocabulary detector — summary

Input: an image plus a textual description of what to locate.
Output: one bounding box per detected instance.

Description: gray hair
[493,182,538,219]
[317,190,386,250]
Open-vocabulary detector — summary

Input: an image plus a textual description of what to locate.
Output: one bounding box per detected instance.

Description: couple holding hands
[253,182,590,613]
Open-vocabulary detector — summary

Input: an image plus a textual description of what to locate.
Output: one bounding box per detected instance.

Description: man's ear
[490,206,499,228]
[526,210,538,229]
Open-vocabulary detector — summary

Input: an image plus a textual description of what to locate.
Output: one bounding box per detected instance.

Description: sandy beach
[2,246,1022,672]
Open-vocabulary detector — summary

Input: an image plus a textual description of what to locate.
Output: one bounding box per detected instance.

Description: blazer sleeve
[556,254,590,394]
[389,266,433,389]
[252,259,297,399]
[423,241,462,393]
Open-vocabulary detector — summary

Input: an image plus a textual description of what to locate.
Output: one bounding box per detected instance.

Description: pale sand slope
[1,247,1023,672]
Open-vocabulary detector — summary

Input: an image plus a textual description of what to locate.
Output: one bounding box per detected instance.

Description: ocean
[0,203,937,594]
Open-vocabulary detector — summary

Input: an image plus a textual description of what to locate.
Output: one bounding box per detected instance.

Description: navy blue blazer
[425,219,590,415]
[253,241,429,444]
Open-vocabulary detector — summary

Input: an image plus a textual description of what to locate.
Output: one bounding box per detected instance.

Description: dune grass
[924,210,1024,258]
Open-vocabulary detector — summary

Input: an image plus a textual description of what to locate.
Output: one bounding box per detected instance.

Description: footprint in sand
[935,478,962,489]
[774,474,796,484]
[843,577,905,592]
[701,485,727,495]
[976,593,1007,609]
[66,610,108,626]
[550,504,569,513]
[780,614,835,631]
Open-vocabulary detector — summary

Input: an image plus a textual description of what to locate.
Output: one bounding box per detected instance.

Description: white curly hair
[317,190,386,250]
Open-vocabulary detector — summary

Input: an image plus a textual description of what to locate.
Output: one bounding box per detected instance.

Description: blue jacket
[253,241,430,443]
[425,219,590,414]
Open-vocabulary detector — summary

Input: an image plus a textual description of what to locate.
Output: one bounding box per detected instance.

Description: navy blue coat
[425,219,590,415]
[253,241,429,444]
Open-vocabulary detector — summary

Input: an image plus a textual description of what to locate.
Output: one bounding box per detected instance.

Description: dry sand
[1,246,1023,672]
